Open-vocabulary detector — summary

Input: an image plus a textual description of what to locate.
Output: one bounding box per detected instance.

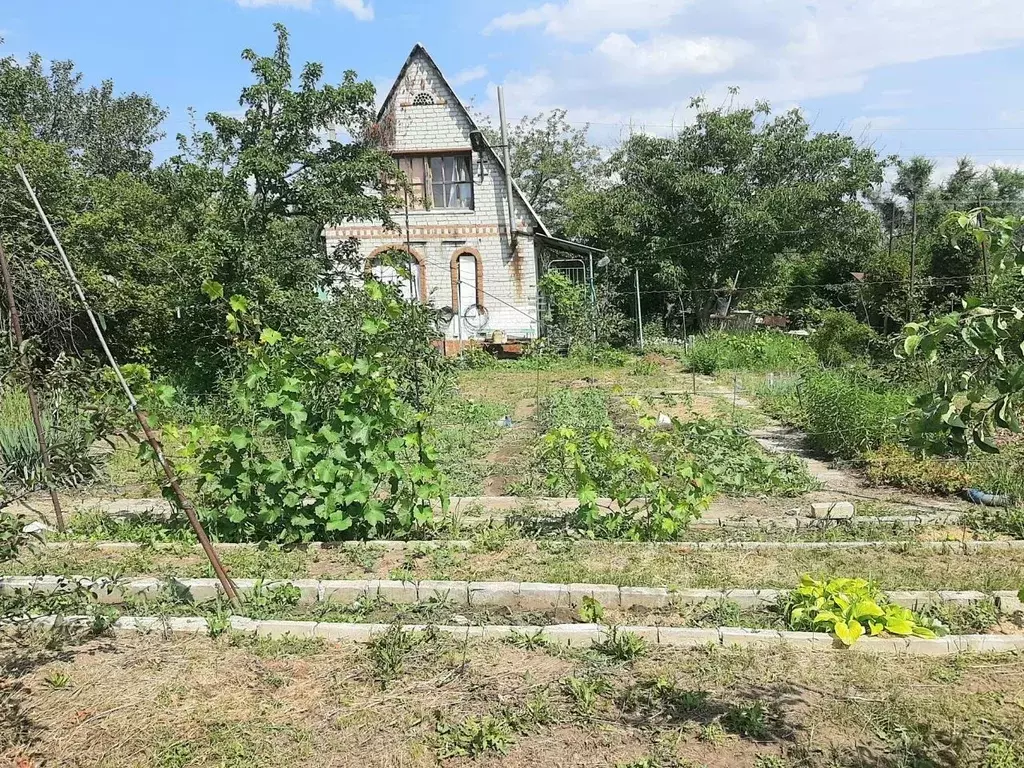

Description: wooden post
[17,165,241,610]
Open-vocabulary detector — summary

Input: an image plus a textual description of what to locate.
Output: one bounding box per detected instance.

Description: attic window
[412,92,435,106]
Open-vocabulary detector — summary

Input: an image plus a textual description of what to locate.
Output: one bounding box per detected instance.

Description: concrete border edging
[11,614,1016,655]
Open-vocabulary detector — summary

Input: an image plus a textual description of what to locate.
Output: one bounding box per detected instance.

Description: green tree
[904,210,1024,454]
[566,97,885,327]
[0,47,165,176]
[482,109,600,235]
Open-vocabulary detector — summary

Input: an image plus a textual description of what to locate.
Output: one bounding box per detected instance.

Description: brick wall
[324,51,541,341]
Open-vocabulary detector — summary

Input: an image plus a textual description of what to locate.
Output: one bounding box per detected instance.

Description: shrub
[782,575,943,646]
[686,331,815,375]
[539,271,629,352]
[808,310,877,367]
[538,423,716,540]
[669,418,818,497]
[801,369,907,459]
[190,282,447,544]
[864,445,971,495]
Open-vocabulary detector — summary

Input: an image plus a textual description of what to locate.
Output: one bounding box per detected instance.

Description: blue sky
[4,0,1024,181]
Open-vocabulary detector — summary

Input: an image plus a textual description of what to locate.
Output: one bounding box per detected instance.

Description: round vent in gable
[412,91,435,106]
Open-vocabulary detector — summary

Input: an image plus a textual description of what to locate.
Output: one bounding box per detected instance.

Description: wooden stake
[16,165,241,610]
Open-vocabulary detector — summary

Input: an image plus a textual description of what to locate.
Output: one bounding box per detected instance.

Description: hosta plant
[783,575,943,646]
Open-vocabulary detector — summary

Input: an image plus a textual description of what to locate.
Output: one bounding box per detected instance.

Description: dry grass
[6,540,1024,593]
[3,629,1023,767]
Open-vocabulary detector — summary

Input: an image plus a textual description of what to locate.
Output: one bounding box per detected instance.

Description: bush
[801,370,907,459]
[864,445,971,495]
[539,271,629,352]
[538,423,716,540]
[686,331,815,375]
[807,310,877,367]
[189,281,447,544]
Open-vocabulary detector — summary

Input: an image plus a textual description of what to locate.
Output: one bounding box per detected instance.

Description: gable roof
[377,44,552,239]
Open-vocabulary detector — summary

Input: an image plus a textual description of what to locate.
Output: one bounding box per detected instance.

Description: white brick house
[324,44,586,352]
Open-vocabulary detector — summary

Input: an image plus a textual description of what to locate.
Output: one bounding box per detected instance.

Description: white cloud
[482,0,1024,147]
[333,0,373,21]
[485,0,691,41]
[451,66,488,86]
[596,33,750,78]
[233,0,373,19]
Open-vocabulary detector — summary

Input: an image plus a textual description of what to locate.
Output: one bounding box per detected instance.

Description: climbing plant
[188,279,447,543]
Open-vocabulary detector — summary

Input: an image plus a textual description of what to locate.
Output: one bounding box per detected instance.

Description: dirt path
[656,371,970,516]
[481,396,538,495]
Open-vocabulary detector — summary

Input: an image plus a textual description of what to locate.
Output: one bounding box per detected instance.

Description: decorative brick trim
[449,246,484,312]
[367,244,427,301]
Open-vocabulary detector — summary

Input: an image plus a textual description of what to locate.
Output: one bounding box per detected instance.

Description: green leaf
[260,328,283,346]
[202,280,224,300]
[229,294,249,314]
[226,313,240,333]
[903,335,921,357]
[326,513,352,532]
[884,616,915,636]
[229,427,251,449]
[834,619,863,646]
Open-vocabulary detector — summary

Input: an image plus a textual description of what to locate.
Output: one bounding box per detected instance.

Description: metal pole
[0,240,65,532]
[634,268,644,351]
[907,194,918,323]
[979,195,991,293]
[588,251,597,343]
[497,87,517,250]
[16,164,241,610]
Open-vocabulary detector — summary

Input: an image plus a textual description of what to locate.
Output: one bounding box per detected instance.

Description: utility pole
[907,193,918,323]
[979,195,991,293]
[634,268,644,351]
[497,87,517,251]
[0,240,65,532]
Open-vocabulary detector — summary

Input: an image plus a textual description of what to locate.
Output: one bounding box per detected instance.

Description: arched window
[450,247,484,314]
[367,245,426,302]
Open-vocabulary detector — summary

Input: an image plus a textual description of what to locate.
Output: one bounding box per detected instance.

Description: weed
[243,580,302,620]
[984,740,1022,768]
[687,332,814,375]
[228,632,326,659]
[921,597,999,634]
[541,386,611,433]
[522,691,556,726]
[504,628,552,652]
[630,359,660,377]
[561,675,613,719]
[620,677,709,722]
[206,613,231,638]
[579,595,604,623]
[43,669,71,689]
[471,524,518,553]
[345,545,384,573]
[698,722,726,745]
[801,369,907,459]
[722,700,772,739]
[366,624,439,688]
[153,741,197,768]
[593,627,648,661]
[754,756,788,768]
[434,714,514,758]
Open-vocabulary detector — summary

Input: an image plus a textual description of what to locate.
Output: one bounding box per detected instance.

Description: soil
[4,631,1022,767]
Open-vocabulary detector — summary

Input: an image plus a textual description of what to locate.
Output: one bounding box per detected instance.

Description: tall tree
[567,98,885,325]
[482,109,599,235]
[0,47,165,176]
